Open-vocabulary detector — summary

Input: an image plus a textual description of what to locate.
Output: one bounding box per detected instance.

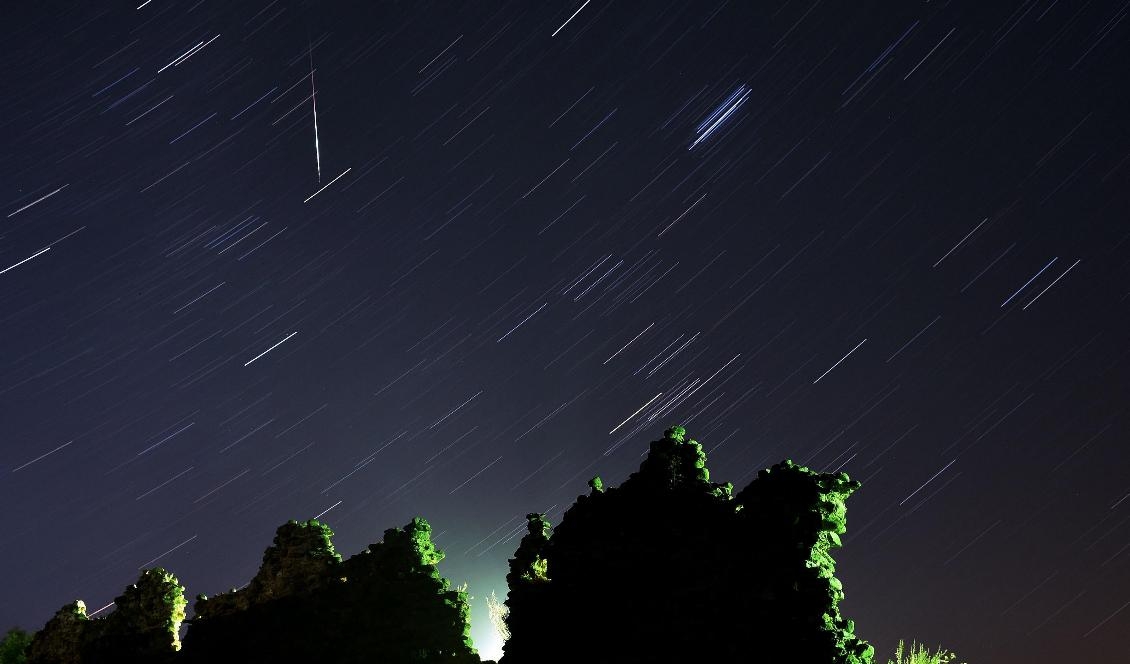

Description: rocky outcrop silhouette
[27,568,186,664]
[500,425,874,664]
[189,519,341,621]
[183,517,478,664]
[26,519,477,664]
[25,601,88,664]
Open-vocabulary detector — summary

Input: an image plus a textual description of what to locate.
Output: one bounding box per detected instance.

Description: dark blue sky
[2,1,1128,661]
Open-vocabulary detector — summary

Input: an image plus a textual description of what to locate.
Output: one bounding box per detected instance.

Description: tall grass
[887,639,965,664]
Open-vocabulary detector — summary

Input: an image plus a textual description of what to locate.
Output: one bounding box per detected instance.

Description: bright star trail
[1,3,1128,664]
[689,85,752,150]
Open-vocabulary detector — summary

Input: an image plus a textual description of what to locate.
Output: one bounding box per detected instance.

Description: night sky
[2,1,1129,661]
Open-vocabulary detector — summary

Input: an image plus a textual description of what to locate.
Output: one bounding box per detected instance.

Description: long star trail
[689,85,751,150]
[136,467,195,500]
[1023,259,1081,310]
[126,94,174,125]
[303,167,351,202]
[313,500,343,520]
[899,458,958,506]
[427,390,484,430]
[886,316,941,363]
[244,331,298,366]
[6,184,68,217]
[158,34,219,73]
[603,322,655,365]
[0,246,51,276]
[813,339,868,384]
[551,0,592,38]
[88,602,116,617]
[608,392,664,436]
[194,468,251,504]
[138,535,198,569]
[449,456,503,495]
[933,217,989,267]
[1001,257,1059,307]
[136,422,196,457]
[10,440,73,472]
[496,303,548,342]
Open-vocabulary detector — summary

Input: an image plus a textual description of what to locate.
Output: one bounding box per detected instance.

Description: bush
[887,639,965,664]
[0,628,33,664]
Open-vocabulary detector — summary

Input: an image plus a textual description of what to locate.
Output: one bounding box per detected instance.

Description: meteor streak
[309,43,321,183]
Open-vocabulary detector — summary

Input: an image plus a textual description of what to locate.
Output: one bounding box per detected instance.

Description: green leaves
[887,639,965,664]
[0,628,33,664]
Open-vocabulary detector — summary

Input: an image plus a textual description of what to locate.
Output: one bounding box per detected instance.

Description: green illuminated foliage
[25,601,87,664]
[528,556,548,582]
[0,628,33,664]
[887,639,966,664]
[507,514,552,586]
[26,568,187,664]
[98,567,187,657]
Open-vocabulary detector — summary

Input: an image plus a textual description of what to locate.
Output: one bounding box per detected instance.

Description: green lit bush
[887,639,966,664]
[0,628,33,664]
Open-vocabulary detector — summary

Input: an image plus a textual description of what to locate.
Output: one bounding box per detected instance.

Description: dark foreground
[19,425,874,664]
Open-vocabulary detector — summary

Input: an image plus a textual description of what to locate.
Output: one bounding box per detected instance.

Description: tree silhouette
[27,568,186,664]
[501,425,874,664]
[0,628,33,664]
[185,517,479,664]
[18,425,878,664]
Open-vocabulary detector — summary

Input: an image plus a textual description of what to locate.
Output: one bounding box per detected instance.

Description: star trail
[2,2,1129,662]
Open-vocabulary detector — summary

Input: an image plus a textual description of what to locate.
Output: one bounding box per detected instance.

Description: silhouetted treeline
[25,519,476,664]
[503,425,873,664]
[21,425,872,664]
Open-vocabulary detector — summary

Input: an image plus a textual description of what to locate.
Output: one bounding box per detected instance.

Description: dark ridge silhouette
[26,519,478,664]
[500,425,874,664]
[21,424,872,664]
[26,568,186,664]
[182,517,478,664]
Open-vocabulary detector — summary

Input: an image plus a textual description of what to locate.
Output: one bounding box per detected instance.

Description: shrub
[0,628,33,664]
[887,639,965,664]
